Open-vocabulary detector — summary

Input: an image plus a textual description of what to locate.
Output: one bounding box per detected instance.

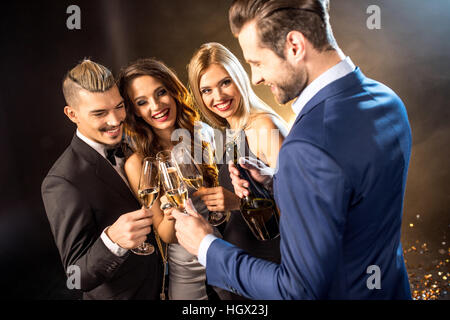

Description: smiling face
[64,85,125,146]
[199,64,242,121]
[127,75,177,133]
[238,21,306,104]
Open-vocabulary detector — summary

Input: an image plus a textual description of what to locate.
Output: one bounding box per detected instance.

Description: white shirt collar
[76,129,109,159]
[292,56,356,115]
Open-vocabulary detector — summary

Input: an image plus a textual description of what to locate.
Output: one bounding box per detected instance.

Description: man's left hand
[170,199,213,256]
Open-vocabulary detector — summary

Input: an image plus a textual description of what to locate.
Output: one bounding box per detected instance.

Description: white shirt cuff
[101,227,128,257]
[198,234,219,267]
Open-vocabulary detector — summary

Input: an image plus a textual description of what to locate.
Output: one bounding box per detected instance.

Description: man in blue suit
[170,0,412,299]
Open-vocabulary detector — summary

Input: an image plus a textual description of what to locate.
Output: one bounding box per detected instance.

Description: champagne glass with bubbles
[157,150,189,211]
[172,144,230,226]
[172,145,203,190]
[132,157,159,255]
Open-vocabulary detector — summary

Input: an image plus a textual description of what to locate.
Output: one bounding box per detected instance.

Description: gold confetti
[404,214,448,300]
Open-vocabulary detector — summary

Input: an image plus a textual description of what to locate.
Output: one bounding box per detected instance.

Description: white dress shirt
[197,57,356,267]
[292,56,356,115]
[76,129,129,257]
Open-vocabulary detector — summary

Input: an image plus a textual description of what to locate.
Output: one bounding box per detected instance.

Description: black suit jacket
[42,134,163,299]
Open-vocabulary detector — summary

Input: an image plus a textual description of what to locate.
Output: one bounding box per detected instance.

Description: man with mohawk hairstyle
[42,59,163,299]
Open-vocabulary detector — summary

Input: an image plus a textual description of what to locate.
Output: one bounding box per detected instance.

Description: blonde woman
[188,42,288,298]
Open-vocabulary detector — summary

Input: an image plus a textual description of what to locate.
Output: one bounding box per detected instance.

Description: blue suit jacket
[206,68,412,299]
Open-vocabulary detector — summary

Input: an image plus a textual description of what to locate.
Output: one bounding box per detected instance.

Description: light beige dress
[166,122,221,300]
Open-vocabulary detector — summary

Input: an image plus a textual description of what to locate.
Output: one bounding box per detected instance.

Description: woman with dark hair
[118,58,220,300]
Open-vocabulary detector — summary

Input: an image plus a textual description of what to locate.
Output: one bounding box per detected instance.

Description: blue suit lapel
[293,68,366,126]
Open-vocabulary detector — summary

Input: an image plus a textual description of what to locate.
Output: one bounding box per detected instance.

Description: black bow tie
[105,145,125,166]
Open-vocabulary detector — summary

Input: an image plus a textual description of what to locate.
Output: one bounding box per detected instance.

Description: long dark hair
[118,58,217,187]
[118,58,198,157]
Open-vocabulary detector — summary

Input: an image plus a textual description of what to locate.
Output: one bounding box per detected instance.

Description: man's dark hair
[229,0,337,58]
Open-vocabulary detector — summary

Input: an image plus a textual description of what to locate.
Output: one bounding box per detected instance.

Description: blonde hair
[62,58,115,106]
[187,42,287,133]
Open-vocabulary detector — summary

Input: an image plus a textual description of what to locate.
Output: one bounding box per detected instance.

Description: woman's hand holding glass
[192,186,240,212]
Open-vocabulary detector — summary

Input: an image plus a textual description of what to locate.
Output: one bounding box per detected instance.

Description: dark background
[0,0,448,299]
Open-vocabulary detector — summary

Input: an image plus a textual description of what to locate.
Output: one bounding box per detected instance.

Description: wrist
[105,226,118,244]
[102,226,128,256]
[198,234,218,266]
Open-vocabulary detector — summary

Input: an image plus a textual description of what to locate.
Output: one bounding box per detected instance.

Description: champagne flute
[172,144,230,226]
[202,142,231,226]
[157,150,188,211]
[132,157,159,255]
[171,145,204,189]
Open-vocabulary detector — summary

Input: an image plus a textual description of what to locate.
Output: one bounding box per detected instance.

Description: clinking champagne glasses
[132,157,159,255]
[172,144,230,226]
[172,146,204,190]
[157,150,188,211]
